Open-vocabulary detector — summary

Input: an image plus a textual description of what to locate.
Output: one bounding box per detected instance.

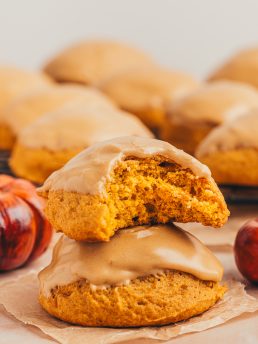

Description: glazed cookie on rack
[196,110,258,186]
[0,84,114,150]
[161,81,258,155]
[10,103,152,183]
[38,136,229,241]
[44,39,153,85]
[39,224,226,327]
[0,66,51,149]
[208,46,258,88]
[100,65,198,135]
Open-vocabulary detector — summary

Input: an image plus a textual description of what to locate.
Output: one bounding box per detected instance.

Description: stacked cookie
[38,136,229,327]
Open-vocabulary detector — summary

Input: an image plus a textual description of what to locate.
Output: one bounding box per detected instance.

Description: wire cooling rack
[0,151,13,176]
[219,185,258,204]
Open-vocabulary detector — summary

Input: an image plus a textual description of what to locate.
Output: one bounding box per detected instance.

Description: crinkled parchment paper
[0,274,257,344]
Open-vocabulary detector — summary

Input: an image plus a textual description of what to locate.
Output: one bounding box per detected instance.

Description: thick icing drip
[39,224,223,296]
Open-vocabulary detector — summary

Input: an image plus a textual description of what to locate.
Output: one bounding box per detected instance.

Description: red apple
[234,218,258,283]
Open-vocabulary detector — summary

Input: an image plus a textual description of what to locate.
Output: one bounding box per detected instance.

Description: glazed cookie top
[0,65,51,112]
[196,110,258,157]
[3,84,114,134]
[168,81,258,126]
[44,40,154,85]
[17,103,153,150]
[100,65,199,112]
[38,136,211,195]
[39,224,223,295]
[208,47,258,88]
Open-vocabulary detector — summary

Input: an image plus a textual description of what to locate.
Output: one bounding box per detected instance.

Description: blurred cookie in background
[100,65,199,135]
[43,39,154,85]
[208,46,258,88]
[0,84,115,150]
[196,110,258,186]
[10,101,152,183]
[0,65,51,149]
[161,81,258,155]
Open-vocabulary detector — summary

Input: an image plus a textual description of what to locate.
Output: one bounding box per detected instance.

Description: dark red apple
[234,218,258,283]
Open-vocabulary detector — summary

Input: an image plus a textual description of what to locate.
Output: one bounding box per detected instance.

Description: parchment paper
[0,274,257,344]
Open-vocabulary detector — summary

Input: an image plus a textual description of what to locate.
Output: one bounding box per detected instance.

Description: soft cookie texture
[161,81,258,155]
[44,39,153,85]
[100,65,198,135]
[0,84,114,150]
[39,270,226,327]
[38,224,226,326]
[208,46,258,88]
[196,110,258,186]
[10,103,152,184]
[0,66,51,149]
[38,137,229,241]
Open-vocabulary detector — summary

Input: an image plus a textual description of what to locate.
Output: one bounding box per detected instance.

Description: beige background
[1,0,258,77]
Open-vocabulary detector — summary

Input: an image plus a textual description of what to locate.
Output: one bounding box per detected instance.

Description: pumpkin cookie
[208,46,258,88]
[38,136,229,241]
[0,66,51,149]
[161,81,258,154]
[0,84,114,150]
[10,103,152,184]
[39,225,226,327]
[100,65,198,135]
[196,110,258,186]
[44,39,153,85]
